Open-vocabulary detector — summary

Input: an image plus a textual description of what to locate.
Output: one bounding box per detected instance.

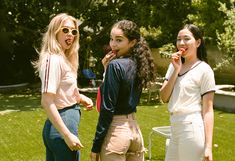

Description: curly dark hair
[112,20,155,88]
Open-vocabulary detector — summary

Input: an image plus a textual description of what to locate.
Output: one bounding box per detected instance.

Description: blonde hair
[34,13,80,73]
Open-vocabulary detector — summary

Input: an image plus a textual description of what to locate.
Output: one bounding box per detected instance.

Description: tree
[0,0,228,84]
[215,0,235,70]
[217,0,235,65]
[0,0,89,84]
[77,0,192,79]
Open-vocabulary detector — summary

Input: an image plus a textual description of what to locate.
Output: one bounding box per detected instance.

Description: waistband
[58,103,79,113]
[170,111,202,123]
[170,110,201,116]
[113,113,135,120]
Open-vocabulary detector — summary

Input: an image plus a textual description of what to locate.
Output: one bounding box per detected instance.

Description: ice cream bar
[179,48,185,56]
[112,50,117,55]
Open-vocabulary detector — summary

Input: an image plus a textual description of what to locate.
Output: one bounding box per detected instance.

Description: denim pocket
[49,107,81,139]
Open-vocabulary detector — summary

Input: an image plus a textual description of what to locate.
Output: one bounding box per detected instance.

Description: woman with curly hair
[90,20,155,161]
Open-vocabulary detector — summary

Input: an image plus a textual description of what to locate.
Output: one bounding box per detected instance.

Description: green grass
[0,87,235,161]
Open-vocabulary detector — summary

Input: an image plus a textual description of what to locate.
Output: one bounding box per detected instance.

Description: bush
[216,0,235,66]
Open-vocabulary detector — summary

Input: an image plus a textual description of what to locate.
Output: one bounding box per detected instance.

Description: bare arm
[160,52,182,102]
[160,70,178,102]
[41,93,83,151]
[202,92,214,161]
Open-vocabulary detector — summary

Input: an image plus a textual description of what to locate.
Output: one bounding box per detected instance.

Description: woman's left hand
[80,94,93,111]
[90,152,100,161]
[74,88,93,110]
[204,147,213,161]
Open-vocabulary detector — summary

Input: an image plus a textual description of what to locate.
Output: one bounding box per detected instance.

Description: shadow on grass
[0,83,163,112]
[0,83,41,112]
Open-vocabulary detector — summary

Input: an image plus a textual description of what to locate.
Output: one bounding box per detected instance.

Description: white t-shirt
[39,53,78,109]
[165,61,215,114]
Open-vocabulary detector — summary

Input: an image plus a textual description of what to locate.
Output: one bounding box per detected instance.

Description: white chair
[148,126,171,160]
[147,81,162,103]
[143,77,164,103]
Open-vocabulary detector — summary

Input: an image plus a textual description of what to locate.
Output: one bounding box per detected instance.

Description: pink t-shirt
[39,53,79,109]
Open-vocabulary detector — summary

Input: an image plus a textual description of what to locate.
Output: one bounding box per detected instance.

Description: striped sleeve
[40,54,61,94]
[200,64,216,96]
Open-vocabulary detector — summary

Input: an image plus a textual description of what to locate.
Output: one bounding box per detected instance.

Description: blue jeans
[42,104,81,161]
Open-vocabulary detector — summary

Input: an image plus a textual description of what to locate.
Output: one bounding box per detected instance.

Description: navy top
[91,57,142,153]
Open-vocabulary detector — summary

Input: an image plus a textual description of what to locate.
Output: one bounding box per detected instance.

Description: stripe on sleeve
[44,55,51,93]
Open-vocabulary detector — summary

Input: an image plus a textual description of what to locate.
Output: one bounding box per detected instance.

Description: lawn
[0,86,235,161]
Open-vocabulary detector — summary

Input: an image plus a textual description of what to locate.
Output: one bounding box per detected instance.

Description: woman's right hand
[171,51,182,73]
[102,51,116,70]
[63,132,84,151]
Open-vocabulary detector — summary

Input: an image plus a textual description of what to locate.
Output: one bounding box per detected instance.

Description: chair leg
[148,131,153,159]
[165,138,170,154]
[148,91,151,103]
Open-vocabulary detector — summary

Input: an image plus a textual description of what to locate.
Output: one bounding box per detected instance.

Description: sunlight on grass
[0,89,235,161]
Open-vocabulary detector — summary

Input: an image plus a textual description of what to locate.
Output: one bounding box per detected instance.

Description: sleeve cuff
[91,143,102,153]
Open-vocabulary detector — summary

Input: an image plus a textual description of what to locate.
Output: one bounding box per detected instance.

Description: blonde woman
[35,13,93,161]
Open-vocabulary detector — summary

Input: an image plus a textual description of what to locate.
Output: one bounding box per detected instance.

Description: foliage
[158,43,176,59]
[0,0,234,84]
[187,0,227,44]
[149,0,192,45]
[216,0,235,66]
[0,0,92,85]
[60,0,192,77]
[0,1,63,84]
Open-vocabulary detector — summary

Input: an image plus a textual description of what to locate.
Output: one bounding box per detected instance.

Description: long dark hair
[181,24,208,62]
[112,20,155,88]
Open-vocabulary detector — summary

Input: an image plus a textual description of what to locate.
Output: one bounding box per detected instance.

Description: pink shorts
[100,113,145,161]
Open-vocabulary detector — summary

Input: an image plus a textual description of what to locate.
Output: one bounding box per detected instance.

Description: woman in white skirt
[160,24,215,161]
